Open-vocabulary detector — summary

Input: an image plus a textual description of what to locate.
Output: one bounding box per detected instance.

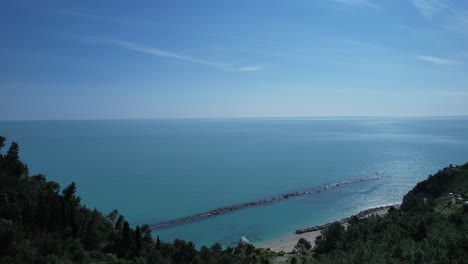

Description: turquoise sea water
[1,117,468,247]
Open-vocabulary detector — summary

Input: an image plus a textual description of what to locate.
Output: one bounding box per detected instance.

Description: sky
[1,0,468,120]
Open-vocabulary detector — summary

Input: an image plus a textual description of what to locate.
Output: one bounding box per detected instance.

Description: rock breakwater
[149,176,380,231]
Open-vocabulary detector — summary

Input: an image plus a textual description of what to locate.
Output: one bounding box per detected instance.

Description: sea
[1,117,467,247]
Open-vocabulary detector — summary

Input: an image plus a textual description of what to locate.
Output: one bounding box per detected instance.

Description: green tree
[156,235,161,247]
[199,246,212,263]
[140,224,152,243]
[297,237,312,250]
[0,136,5,153]
[62,182,77,201]
[122,221,131,254]
[115,215,124,231]
[135,225,142,256]
[315,222,344,254]
[6,142,19,160]
[106,209,119,226]
[83,209,98,250]
[210,242,222,255]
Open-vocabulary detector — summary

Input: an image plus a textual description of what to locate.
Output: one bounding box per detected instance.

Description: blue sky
[1,0,467,120]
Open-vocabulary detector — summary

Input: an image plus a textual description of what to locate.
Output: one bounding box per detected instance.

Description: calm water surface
[1,117,467,247]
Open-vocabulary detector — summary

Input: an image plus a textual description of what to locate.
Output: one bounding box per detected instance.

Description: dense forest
[1,136,468,263]
[0,137,275,264]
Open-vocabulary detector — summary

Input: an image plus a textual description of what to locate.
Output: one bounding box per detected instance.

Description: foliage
[297,238,312,251]
[0,137,276,263]
[309,163,468,264]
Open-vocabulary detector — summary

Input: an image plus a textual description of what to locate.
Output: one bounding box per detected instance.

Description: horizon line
[1,114,468,122]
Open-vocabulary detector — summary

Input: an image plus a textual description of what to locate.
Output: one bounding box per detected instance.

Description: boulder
[238,236,250,247]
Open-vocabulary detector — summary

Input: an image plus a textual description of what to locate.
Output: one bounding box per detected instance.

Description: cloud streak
[237,66,262,72]
[80,37,261,72]
[451,11,468,34]
[412,0,468,34]
[416,55,461,65]
[411,0,450,18]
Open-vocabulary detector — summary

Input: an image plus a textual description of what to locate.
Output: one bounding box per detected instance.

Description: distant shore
[256,204,400,253]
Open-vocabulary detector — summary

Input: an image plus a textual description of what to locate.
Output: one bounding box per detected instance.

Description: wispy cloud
[237,66,262,72]
[411,0,450,18]
[412,0,468,34]
[451,11,468,34]
[79,37,261,72]
[416,55,461,65]
[330,0,379,9]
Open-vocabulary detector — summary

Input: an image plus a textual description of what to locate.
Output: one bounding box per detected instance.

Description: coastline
[256,204,400,253]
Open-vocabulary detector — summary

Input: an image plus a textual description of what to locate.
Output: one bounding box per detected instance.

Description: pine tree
[0,136,5,153]
[70,204,77,238]
[115,215,124,230]
[6,142,19,160]
[122,221,131,255]
[135,225,142,256]
[84,209,98,250]
[62,182,77,201]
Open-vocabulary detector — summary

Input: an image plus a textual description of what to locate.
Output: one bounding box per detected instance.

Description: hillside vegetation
[292,163,468,264]
[1,136,467,263]
[0,137,274,264]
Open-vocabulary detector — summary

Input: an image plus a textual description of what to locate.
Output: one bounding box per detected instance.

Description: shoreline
[256,204,400,253]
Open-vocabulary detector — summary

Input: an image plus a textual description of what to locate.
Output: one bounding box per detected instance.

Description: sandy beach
[257,230,323,253]
[257,205,398,253]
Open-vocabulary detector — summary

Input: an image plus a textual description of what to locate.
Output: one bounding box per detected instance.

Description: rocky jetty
[295,205,398,234]
[149,176,380,231]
